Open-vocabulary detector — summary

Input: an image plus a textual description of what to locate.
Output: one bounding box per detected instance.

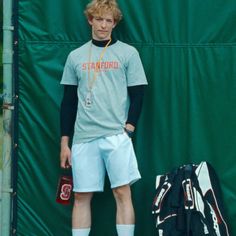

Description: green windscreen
[16,0,236,235]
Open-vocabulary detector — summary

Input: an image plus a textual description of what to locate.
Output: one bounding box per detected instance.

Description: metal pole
[1,0,14,234]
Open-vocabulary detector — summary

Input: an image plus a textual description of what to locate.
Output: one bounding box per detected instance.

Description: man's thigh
[100,133,141,189]
[71,141,106,192]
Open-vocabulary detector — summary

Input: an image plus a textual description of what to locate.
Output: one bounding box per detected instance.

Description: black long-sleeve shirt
[60,84,145,136]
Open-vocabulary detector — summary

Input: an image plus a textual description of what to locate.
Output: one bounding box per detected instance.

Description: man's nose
[101,20,107,28]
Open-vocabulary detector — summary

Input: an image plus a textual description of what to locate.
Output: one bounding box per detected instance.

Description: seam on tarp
[18,40,236,48]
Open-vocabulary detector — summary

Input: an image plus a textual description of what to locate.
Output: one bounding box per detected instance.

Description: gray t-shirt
[61,40,147,144]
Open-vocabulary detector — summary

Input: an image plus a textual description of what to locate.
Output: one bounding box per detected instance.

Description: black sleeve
[126,85,146,127]
[60,85,78,137]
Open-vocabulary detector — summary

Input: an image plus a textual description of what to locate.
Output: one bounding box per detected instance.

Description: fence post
[1,0,14,235]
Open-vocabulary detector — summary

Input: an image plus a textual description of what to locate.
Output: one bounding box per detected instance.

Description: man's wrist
[61,136,70,147]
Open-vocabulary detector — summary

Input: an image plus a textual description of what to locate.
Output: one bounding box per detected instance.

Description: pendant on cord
[85,91,93,107]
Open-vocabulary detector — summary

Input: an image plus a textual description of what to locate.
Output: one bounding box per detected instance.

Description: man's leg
[72,192,93,236]
[113,185,135,236]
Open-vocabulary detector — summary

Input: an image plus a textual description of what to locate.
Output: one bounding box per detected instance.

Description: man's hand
[125,123,135,138]
[60,136,71,169]
[125,123,135,132]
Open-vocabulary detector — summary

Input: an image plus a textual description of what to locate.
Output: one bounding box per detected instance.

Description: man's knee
[74,192,93,205]
[113,185,131,202]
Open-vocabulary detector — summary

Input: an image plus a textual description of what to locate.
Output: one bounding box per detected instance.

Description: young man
[60,0,147,235]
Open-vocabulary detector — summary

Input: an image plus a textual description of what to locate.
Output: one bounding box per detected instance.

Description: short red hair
[84,0,123,23]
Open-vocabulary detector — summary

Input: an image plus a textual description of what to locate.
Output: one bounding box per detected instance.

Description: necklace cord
[88,38,112,91]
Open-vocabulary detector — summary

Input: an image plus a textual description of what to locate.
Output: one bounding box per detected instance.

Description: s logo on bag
[56,175,73,205]
[60,184,72,200]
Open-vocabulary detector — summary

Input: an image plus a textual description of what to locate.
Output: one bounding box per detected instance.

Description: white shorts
[71,132,141,192]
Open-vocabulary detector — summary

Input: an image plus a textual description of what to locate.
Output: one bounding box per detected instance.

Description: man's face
[89,12,116,40]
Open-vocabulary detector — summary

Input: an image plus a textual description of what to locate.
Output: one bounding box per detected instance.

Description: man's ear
[112,23,117,28]
[88,16,93,26]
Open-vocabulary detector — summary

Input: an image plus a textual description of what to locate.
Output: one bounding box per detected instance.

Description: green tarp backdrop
[16,0,236,235]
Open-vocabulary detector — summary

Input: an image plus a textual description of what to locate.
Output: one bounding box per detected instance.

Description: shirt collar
[92,37,117,47]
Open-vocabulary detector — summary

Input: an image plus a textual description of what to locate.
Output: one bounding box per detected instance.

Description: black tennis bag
[152,162,229,236]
